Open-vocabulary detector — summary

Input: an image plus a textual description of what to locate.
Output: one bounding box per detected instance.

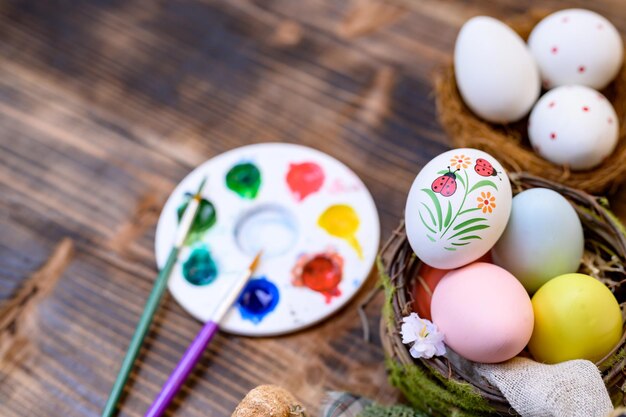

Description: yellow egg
[529,273,622,364]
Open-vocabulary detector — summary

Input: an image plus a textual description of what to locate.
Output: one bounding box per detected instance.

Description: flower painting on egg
[407,149,512,270]
[419,154,499,250]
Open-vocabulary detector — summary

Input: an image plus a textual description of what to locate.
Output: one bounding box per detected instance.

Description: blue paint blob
[182,245,218,286]
[237,277,279,324]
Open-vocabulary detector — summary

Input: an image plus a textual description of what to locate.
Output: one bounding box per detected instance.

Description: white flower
[400,312,446,359]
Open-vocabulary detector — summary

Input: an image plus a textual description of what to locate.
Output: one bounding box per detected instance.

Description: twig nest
[380,173,626,415]
[435,9,626,194]
[232,385,306,417]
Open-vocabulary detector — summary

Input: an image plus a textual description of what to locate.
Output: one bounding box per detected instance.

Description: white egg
[454,16,541,123]
[528,85,619,170]
[528,9,624,90]
[405,149,512,269]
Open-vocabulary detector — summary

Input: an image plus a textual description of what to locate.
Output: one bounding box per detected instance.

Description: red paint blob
[302,256,341,292]
[582,106,590,112]
[548,101,556,108]
[292,251,343,303]
[286,162,325,202]
[551,46,558,54]
[578,65,586,73]
[550,132,557,140]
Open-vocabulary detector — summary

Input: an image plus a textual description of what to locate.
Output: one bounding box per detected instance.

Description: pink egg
[431,262,534,363]
[413,253,493,321]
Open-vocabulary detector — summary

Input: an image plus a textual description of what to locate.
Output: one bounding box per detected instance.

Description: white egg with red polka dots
[528,9,623,90]
[528,85,619,170]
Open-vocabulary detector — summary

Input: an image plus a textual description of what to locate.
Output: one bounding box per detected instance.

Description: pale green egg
[492,188,584,294]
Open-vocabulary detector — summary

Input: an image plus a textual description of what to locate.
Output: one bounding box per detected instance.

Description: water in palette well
[234,204,298,258]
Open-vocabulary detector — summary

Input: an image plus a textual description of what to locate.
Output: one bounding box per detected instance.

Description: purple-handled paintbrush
[144,251,262,417]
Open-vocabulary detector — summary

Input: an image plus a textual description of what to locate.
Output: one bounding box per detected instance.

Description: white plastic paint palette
[155,143,380,336]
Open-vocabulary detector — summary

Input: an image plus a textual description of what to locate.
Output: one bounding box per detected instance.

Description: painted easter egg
[529,273,622,364]
[492,188,584,294]
[454,16,540,123]
[528,85,619,170]
[528,9,624,90]
[405,149,512,269]
[431,263,534,363]
[412,253,492,320]
[412,264,448,321]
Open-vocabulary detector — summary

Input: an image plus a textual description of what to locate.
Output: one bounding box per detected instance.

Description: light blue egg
[492,188,584,294]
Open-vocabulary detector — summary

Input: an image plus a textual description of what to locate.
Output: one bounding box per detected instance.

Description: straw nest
[379,173,626,416]
[434,10,626,194]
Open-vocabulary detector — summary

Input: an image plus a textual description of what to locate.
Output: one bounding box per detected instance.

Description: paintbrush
[101,177,208,417]
[144,251,263,417]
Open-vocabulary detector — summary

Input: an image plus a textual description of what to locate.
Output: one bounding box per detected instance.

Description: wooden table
[2,1,626,416]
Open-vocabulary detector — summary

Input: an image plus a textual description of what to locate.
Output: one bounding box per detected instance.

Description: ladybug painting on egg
[431,167,459,197]
[474,158,501,179]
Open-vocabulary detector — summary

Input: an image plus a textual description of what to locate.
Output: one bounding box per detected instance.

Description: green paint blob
[226,162,261,199]
[177,194,217,244]
[182,245,218,286]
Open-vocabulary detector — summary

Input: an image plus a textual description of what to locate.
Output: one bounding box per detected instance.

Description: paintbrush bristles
[193,177,208,201]
[248,251,263,273]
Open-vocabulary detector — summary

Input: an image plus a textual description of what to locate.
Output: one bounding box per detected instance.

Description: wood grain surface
[2,1,626,416]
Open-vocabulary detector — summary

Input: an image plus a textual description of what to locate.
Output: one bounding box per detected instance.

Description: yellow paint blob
[318,204,363,259]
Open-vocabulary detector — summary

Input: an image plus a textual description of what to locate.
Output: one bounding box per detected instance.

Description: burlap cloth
[476,357,613,417]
